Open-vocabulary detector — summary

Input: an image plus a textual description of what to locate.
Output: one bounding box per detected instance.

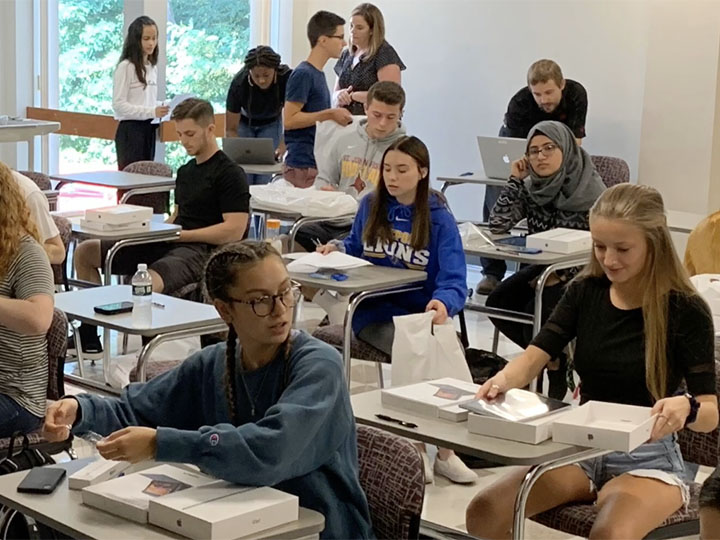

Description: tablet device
[460,389,569,422]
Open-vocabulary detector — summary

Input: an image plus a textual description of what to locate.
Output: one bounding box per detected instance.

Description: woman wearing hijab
[485,120,606,398]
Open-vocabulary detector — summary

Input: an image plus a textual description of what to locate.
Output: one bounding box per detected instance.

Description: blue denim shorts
[575,435,689,505]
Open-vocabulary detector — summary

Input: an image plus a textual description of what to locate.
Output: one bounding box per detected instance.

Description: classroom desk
[0,118,60,168]
[242,162,284,176]
[289,265,427,386]
[352,390,604,540]
[436,172,507,193]
[51,171,176,204]
[55,285,226,392]
[0,460,325,540]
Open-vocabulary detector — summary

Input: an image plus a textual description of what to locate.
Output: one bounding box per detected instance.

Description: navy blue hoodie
[72,331,374,540]
[342,192,467,334]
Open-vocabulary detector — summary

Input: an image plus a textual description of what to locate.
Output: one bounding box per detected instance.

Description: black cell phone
[17,467,66,494]
[93,301,134,315]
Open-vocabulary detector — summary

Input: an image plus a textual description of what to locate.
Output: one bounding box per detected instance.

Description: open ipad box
[148,481,298,540]
[380,377,480,422]
[551,401,656,452]
[526,228,592,254]
[467,410,569,445]
[68,459,132,490]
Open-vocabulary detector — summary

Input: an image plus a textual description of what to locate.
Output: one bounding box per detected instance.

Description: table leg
[26,137,34,170]
[512,448,608,539]
[440,181,451,194]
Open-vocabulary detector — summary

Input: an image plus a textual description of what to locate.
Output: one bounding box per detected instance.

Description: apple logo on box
[503,155,510,164]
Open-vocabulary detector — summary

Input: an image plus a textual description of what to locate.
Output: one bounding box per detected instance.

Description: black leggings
[115,119,157,171]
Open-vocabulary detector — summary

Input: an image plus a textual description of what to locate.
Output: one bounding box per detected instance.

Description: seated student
[317,136,476,485]
[478,59,589,295]
[701,467,720,539]
[467,184,719,540]
[283,10,353,188]
[8,168,66,265]
[485,120,605,399]
[294,80,407,252]
[73,98,250,355]
[0,162,55,437]
[44,240,373,540]
[225,45,292,185]
[685,210,720,276]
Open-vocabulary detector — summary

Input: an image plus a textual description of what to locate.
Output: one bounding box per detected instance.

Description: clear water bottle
[131,263,152,328]
[266,219,283,253]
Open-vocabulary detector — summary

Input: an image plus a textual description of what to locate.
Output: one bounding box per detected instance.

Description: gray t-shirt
[0,237,54,417]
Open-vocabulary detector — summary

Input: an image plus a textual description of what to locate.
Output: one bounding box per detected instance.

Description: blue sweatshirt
[72,331,374,540]
[342,192,467,333]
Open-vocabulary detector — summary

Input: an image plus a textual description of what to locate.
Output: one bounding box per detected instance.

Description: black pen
[375,414,418,429]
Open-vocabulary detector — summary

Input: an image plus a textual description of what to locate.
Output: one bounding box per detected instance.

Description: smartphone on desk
[17,467,66,494]
[93,301,134,315]
[495,245,542,255]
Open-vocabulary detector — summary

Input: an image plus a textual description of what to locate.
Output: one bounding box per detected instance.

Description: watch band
[683,392,700,427]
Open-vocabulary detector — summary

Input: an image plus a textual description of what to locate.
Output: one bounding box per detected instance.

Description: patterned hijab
[523,121,606,212]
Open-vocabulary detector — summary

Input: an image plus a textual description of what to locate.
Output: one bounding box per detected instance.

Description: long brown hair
[202,241,292,424]
[363,136,431,251]
[0,163,41,280]
[119,16,159,88]
[577,184,697,400]
[350,3,386,60]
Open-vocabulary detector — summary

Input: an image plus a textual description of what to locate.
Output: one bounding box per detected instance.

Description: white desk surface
[667,210,705,234]
[0,460,324,540]
[437,172,507,187]
[352,390,585,466]
[70,220,180,241]
[290,264,426,295]
[55,285,223,336]
[242,162,284,175]
[0,119,60,141]
[463,237,591,265]
[51,171,176,190]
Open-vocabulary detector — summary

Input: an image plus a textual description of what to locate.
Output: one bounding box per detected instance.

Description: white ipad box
[526,228,592,254]
[79,218,150,232]
[68,458,133,490]
[467,409,571,444]
[81,464,216,523]
[149,481,299,540]
[381,378,479,421]
[551,401,657,452]
[84,204,153,226]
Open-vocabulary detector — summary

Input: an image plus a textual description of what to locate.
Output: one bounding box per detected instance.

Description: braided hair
[203,240,293,425]
[242,46,282,128]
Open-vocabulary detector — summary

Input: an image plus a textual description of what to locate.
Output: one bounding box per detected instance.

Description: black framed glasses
[228,282,302,317]
[327,34,345,40]
[527,143,558,160]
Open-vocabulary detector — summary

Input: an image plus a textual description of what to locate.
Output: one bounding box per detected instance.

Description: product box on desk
[551,401,656,452]
[79,218,150,232]
[81,464,215,523]
[381,378,479,421]
[526,228,592,254]
[467,410,569,444]
[68,458,132,490]
[84,204,153,226]
[149,481,299,540]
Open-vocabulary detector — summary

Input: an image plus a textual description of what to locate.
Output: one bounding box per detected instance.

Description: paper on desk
[154,93,196,124]
[458,222,494,247]
[286,251,371,273]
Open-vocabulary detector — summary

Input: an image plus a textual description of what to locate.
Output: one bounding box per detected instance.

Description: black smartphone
[17,467,66,494]
[93,301,134,315]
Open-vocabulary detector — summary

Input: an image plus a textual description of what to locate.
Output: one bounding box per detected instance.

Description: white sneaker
[433,454,477,484]
[421,451,433,484]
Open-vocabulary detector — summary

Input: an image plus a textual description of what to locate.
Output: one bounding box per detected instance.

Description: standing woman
[225,46,292,185]
[333,3,405,116]
[113,16,169,171]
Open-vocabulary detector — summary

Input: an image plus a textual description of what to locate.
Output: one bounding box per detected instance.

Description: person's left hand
[425,299,448,324]
[650,396,691,441]
[96,427,157,463]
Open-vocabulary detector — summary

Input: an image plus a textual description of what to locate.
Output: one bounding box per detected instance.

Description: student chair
[356,425,425,539]
[532,357,720,539]
[590,155,630,188]
[51,215,72,290]
[16,170,51,191]
[121,161,172,214]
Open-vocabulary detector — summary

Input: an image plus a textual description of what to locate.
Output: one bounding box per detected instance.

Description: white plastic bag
[390,311,472,387]
[690,274,720,331]
[249,184,358,217]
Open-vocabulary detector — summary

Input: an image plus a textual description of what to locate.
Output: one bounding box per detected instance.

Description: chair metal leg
[492,326,500,354]
[376,363,384,389]
[121,332,129,355]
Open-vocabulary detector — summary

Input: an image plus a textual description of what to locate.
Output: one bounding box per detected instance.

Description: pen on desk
[312,238,322,248]
[375,414,418,429]
[152,302,165,309]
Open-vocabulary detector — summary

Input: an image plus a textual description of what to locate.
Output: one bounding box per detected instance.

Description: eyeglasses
[527,143,558,160]
[327,34,345,40]
[228,283,302,317]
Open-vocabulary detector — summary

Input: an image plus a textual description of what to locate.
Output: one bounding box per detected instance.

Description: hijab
[523,121,606,212]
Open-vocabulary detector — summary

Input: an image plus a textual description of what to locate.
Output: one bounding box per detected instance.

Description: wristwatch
[682,392,700,427]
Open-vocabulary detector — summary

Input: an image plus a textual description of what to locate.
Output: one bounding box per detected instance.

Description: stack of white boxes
[81,204,153,233]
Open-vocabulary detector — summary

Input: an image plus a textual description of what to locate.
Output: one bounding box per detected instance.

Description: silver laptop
[476,136,527,180]
[222,137,277,165]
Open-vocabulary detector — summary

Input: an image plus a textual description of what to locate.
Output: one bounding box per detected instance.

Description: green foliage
[58,0,250,172]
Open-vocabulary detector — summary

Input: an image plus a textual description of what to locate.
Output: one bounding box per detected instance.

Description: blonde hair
[527,59,564,87]
[577,184,696,400]
[351,3,385,60]
[0,162,41,280]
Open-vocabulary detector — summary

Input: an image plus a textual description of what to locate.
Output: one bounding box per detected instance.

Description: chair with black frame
[121,160,173,215]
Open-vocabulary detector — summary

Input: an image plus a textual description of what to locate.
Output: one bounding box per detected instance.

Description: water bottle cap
[266,219,281,230]
[138,264,148,271]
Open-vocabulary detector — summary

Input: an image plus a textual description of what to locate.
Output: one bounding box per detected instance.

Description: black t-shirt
[500,79,588,139]
[531,276,716,406]
[334,41,406,115]
[225,65,292,126]
[175,150,250,231]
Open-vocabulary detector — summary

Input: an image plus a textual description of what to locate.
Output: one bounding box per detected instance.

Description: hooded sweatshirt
[71,331,374,540]
[314,118,406,200]
[340,192,467,334]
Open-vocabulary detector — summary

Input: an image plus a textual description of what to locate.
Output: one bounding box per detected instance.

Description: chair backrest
[356,425,425,539]
[590,155,630,188]
[50,215,72,287]
[121,161,173,214]
[16,170,51,191]
[46,309,68,400]
[122,160,173,178]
